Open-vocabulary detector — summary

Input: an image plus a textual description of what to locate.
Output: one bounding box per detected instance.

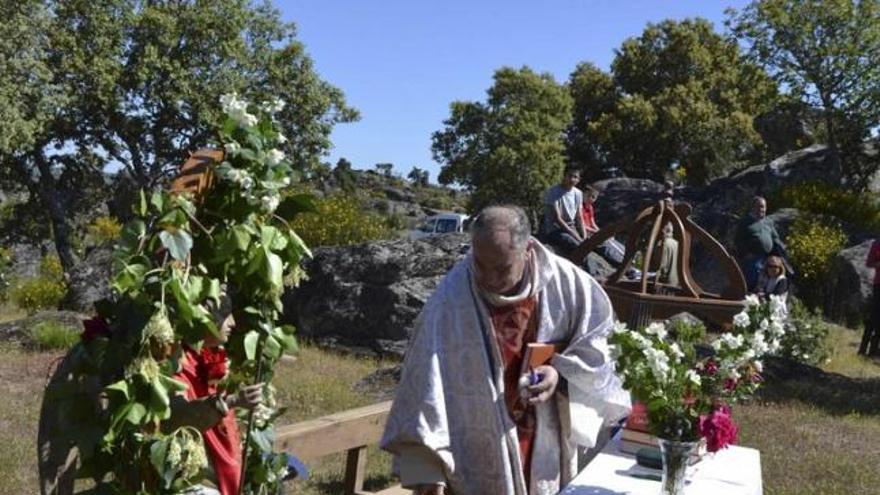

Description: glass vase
[657,438,699,495]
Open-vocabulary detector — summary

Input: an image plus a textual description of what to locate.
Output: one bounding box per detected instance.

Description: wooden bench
[275,401,409,495]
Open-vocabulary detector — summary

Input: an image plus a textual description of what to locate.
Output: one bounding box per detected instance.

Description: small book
[621,428,657,445]
[520,343,558,376]
[625,401,650,433]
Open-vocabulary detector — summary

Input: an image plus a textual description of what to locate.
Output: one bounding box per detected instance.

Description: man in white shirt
[541,167,587,257]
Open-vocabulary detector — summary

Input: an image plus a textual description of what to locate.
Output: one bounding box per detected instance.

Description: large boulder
[826,240,874,326]
[62,245,113,313]
[0,310,85,346]
[282,234,470,355]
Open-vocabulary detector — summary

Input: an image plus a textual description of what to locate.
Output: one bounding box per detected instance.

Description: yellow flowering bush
[86,215,123,246]
[9,255,67,314]
[291,194,392,247]
[786,217,847,308]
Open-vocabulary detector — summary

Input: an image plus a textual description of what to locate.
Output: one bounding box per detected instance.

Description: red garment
[175,347,241,495]
[581,203,598,234]
[868,240,880,286]
[489,296,538,489]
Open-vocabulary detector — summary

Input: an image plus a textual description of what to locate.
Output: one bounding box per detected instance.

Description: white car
[408,213,470,241]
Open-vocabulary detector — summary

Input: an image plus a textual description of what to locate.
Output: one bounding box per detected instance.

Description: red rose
[699,404,739,452]
[81,317,111,342]
[723,378,738,392]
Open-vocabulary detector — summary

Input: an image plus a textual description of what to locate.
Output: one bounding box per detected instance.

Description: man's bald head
[471,206,531,251]
[470,206,532,295]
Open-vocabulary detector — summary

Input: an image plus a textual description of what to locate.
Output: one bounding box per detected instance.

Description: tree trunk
[33,154,77,276]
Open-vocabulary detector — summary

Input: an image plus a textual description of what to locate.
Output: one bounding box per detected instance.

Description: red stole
[489,296,538,489]
[175,347,242,495]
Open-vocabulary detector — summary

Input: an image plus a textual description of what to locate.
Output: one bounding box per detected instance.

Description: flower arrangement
[609,294,788,451]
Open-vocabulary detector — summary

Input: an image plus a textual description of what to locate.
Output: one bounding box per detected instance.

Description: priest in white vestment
[381,205,630,495]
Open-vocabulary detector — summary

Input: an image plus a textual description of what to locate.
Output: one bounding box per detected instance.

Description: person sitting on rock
[540,166,587,257]
[581,185,626,270]
[753,255,789,304]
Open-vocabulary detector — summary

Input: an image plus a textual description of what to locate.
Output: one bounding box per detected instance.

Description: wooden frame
[570,200,747,328]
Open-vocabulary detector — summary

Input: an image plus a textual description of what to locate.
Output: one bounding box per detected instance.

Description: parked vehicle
[407,213,470,241]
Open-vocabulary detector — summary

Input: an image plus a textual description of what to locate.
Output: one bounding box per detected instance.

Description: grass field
[2,323,880,494]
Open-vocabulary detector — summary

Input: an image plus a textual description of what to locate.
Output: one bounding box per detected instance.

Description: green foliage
[49,95,309,494]
[728,0,880,187]
[769,181,880,232]
[0,246,12,301]
[780,298,831,365]
[569,18,777,185]
[28,320,80,350]
[8,255,66,315]
[433,66,573,221]
[86,216,123,246]
[786,216,848,309]
[291,194,392,247]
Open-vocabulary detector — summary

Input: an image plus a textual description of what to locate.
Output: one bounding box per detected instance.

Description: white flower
[750,332,769,355]
[265,149,285,166]
[769,294,788,318]
[645,322,668,339]
[277,132,288,144]
[685,369,702,386]
[753,360,763,373]
[240,176,255,190]
[719,332,742,349]
[224,141,240,155]
[281,176,291,186]
[262,98,286,114]
[759,318,770,332]
[726,368,741,381]
[769,319,786,338]
[744,294,760,307]
[741,348,756,362]
[261,194,280,213]
[612,321,629,335]
[668,342,685,361]
[733,311,750,328]
[643,347,671,383]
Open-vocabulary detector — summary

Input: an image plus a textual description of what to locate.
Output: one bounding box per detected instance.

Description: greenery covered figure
[41,93,312,494]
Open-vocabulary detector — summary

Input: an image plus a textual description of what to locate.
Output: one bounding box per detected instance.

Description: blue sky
[277,0,751,183]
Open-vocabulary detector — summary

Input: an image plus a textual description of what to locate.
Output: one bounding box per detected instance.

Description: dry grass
[4,320,880,495]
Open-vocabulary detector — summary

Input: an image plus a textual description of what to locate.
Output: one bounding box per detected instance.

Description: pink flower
[699,404,739,452]
[723,378,738,392]
[750,373,763,384]
[703,359,718,376]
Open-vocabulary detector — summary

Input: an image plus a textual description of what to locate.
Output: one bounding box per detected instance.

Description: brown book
[520,343,558,376]
[621,428,657,445]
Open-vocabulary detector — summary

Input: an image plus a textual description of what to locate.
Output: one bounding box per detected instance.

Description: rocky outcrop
[62,245,114,313]
[827,240,874,326]
[282,234,470,356]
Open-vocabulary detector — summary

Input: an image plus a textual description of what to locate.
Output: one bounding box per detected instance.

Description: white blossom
[686,369,702,386]
[262,98,286,114]
[719,332,743,349]
[240,176,255,190]
[265,149,285,166]
[281,176,291,186]
[261,194,280,213]
[668,342,685,361]
[744,294,760,307]
[612,321,629,335]
[753,360,763,373]
[277,132,288,144]
[750,332,769,355]
[645,322,668,339]
[224,141,240,155]
[733,311,750,328]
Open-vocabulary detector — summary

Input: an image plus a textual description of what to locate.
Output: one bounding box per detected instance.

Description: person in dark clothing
[734,196,789,290]
[859,239,880,356]
[754,255,789,302]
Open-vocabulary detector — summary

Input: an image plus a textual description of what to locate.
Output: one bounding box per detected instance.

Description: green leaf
[243,330,260,360]
[205,278,222,303]
[104,380,129,399]
[169,277,194,322]
[159,229,193,261]
[276,194,317,219]
[260,225,287,251]
[287,229,312,259]
[264,250,283,291]
[232,225,251,251]
[151,191,165,212]
[150,380,171,418]
[138,189,149,217]
[276,325,298,352]
[263,334,281,361]
[125,402,147,424]
[185,275,205,301]
[112,262,148,294]
[150,439,168,473]
[159,374,189,394]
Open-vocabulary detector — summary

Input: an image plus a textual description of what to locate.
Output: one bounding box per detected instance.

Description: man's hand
[413,484,445,495]
[224,383,264,411]
[526,365,559,404]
